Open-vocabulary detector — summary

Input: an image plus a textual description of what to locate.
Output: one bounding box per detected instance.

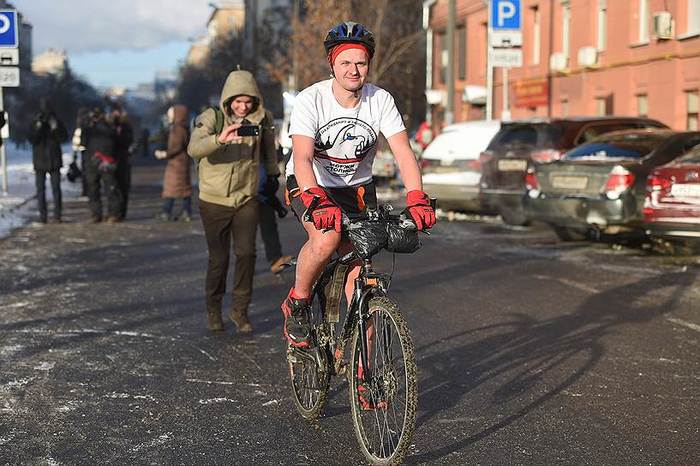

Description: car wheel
[500,205,530,226]
[551,226,588,242]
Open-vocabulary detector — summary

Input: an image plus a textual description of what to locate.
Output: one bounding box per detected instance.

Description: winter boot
[229,309,254,333]
[207,310,224,332]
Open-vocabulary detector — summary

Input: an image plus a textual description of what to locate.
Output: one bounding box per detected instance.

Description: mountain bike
[287,203,431,465]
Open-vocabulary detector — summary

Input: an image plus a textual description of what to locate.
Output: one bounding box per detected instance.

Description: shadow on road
[409,269,696,464]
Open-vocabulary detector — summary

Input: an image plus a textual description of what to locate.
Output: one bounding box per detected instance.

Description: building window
[439,31,447,84]
[688,91,699,130]
[689,0,700,35]
[637,94,648,117]
[638,0,649,43]
[561,0,571,59]
[561,99,569,117]
[597,0,607,51]
[458,24,466,80]
[531,6,541,64]
[596,94,614,115]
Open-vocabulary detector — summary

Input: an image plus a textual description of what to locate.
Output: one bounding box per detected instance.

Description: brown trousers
[199,198,259,316]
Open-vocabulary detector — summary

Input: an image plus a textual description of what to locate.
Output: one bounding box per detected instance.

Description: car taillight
[525,169,539,190]
[646,173,672,193]
[531,149,563,163]
[525,168,541,199]
[456,159,482,171]
[603,166,635,199]
[479,151,493,164]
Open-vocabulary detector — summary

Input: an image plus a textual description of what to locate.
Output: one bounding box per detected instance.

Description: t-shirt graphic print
[287,79,405,188]
[314,117,377,178]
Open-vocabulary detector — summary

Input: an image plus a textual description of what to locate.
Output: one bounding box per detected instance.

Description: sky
[19,0,214,89]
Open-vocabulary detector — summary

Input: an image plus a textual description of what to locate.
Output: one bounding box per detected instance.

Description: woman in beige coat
[156,104,193,221]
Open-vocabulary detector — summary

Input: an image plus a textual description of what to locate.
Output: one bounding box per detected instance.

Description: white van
[421,120,500,212]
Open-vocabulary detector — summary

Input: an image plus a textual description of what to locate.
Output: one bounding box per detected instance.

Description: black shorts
[285,175,377,222]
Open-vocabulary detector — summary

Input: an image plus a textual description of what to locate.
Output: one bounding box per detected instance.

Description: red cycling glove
[405,190,436,231]
[300,187,342,232]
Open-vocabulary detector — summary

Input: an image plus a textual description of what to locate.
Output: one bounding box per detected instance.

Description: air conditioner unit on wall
[549,52,568,72]
[578,46,598,68]
[652,11,674,39]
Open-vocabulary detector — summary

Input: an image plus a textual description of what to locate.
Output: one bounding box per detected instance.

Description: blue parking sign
[491,0,521,30]
[0,10,18,48]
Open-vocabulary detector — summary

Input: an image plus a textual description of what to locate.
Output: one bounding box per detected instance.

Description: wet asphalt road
[1,160,699,465]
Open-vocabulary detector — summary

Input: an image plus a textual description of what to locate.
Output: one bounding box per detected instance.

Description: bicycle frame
[307,253,392,379]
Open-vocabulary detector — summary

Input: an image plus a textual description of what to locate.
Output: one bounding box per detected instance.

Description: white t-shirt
[287,79,406,188]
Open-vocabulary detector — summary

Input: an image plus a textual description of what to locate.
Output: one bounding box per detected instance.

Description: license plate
[497,159,527,171]
[551,175,588,190]
[671,183,700,198]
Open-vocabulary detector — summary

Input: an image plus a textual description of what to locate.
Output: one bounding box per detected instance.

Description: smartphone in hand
[237,125,260,137]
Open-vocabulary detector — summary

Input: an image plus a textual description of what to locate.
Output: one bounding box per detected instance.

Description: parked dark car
[480,117,668,225]
[525,129,700,240]
[643,142,700,245]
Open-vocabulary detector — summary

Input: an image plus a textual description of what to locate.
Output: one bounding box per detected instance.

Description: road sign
[0,48,18,65]
[490,48,523,68]
[0,66,19,87]
[0,10,18,48]
[490,0,521,30]
[491,30,522,47]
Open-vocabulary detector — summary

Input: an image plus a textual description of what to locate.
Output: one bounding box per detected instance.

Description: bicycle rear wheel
[287,297,330,421]
[349,297,418,465]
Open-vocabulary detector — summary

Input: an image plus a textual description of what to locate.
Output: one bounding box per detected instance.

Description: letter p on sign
[491,0,521,30]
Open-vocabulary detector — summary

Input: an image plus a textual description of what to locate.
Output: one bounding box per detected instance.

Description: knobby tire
[348,297,418,466]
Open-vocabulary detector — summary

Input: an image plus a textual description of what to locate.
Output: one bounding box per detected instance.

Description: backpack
[209,106,225,135]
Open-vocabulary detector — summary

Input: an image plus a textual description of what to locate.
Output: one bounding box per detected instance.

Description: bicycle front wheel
[349,297,418,465]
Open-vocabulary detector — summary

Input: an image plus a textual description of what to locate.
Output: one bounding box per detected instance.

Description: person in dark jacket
[111,103,134,220]
[256,153,293,274]
[81,108,122,223]
[155,104,193,221]
[28,98,68,223]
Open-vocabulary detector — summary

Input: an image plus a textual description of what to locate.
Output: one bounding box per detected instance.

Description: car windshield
[679,144,700,163]
[564,133,668,160]
[487,124,561,150]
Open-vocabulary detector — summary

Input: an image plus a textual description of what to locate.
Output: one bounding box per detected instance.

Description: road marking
[437,416,486,423]
[666,317,700,332]
[186,378,236,385]
[533,274,599,294]
[197,348,216,361]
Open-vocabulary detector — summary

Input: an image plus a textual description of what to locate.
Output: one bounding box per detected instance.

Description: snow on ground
[0,143,81,238]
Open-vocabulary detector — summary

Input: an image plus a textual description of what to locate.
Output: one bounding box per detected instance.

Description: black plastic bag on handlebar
[346,220,388,259]
[385,222,421,253]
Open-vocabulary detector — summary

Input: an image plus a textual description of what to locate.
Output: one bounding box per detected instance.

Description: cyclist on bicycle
[281,21,436,348]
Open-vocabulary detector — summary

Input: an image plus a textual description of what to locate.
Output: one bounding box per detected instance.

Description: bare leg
[293,221,341,297]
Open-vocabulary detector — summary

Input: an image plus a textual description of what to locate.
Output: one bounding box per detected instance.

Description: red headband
[328,43,370,67]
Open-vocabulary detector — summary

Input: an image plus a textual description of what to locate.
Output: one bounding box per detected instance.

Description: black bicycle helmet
[323,21,376,59]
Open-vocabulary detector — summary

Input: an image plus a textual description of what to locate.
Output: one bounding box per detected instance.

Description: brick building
[426,0,700,130]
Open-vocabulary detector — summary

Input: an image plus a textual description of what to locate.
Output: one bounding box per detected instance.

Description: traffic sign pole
[1,88,7,195]
[0,9,19,195]
[488,0,521,121]
[486,1,493,120]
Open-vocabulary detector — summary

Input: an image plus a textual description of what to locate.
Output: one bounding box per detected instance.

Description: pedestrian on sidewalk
[28,98,68,223]
[71,107,89,197]
[188,69,279,334]
[81,108,122,223]
[257,154,293,274]
[110,103,134,221]
[154,104,193,222]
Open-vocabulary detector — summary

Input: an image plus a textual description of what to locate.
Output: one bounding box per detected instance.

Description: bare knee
[307,231,341,259]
